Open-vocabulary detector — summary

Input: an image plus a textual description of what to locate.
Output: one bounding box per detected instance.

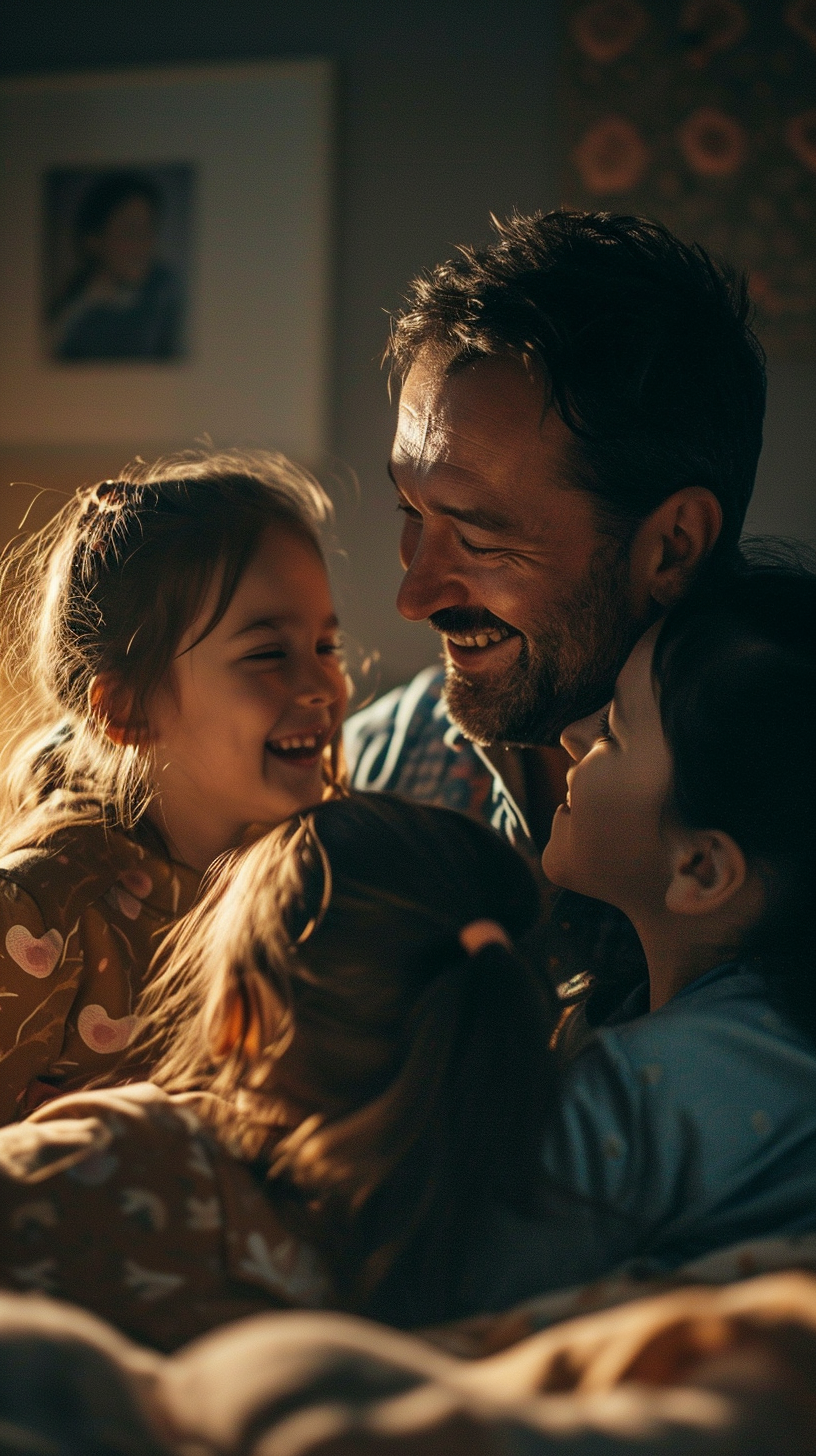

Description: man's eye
[396,501,422,521]
[460,536,501,557]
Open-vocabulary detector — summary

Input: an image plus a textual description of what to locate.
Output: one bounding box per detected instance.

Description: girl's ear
[664,829,747,917]
[210,984,263,1061]
[88,673,150,747]
[210,971,284,1062]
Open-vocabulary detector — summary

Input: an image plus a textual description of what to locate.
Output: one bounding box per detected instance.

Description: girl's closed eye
[244,645,286,663]
[596,707,615,743]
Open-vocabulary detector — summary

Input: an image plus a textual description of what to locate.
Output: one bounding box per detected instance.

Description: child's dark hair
[141,792,553,1325]
[653,556,816,1030]
[0,449,339,854]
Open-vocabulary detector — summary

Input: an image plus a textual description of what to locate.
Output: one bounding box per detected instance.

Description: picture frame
[0,61,333,462]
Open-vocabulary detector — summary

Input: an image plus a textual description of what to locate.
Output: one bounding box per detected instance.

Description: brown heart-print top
[0,822,200,1124]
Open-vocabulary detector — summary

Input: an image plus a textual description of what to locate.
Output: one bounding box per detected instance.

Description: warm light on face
[146,527,348,869]
[389,352,639,746]
[542,623,675,915]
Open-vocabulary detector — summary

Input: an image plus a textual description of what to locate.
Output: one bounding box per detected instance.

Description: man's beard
[436,539,642,748]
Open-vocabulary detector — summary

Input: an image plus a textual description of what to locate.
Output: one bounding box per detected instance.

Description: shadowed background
[1,0,814,693]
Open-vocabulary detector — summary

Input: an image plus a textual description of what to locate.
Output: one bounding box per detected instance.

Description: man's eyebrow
[388,463,516,534]
[231,613,339,639]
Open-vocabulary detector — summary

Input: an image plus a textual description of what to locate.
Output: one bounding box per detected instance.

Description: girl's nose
[295,679,336,707]
[294,659,346,710]
[561,705,608,762]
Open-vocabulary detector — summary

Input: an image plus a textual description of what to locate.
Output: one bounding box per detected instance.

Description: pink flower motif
[111,887,142,920]
[571,0,649,62]
[786,0,816,52]
[77,1003,141,1054]
[573,116,651,193]
[678,108,747,177]
[119,869,153,900]
[679,0,748,69]
[5,925,63,978]
[786,109,816,172]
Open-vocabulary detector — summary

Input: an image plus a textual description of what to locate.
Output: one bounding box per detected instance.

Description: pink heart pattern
[77,1004,142,1054]
[113,887,143,920]
[5,925,64,979]
[119,869,153,900]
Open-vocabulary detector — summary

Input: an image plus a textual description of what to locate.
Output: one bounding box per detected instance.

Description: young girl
[0,449,347,1122]
[517,561,816,1296]
[0,793,550,1351]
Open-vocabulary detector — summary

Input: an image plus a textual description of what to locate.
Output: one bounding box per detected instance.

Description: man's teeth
[270,735,319,751]
[445,627,510,648]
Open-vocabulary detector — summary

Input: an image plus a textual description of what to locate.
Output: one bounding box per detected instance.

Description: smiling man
[346,210,766,1008]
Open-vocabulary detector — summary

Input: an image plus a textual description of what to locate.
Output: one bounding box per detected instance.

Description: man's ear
[629,488,722,612]
[664,829,747,917]
[88,673,149,748]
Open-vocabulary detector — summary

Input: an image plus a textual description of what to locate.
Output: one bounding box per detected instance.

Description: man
[346,210,766,1013]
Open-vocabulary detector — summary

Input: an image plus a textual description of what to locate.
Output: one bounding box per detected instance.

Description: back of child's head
[0,449,333,852]
[144,791,552,1321]
[653,554,816,1028]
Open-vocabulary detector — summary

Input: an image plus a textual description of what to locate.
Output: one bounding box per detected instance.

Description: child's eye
[317,639,342,656]
[596,708,615,743]
[245,647,285,662]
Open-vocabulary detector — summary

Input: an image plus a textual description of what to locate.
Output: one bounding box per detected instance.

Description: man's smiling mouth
[444,626,512,649]
[429,609,518,653]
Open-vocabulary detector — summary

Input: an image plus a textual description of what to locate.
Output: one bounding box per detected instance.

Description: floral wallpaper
[560,0,816,360]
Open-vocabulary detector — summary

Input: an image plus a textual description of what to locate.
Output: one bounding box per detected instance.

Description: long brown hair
[141,792,554,1324]
[0,448,341,857]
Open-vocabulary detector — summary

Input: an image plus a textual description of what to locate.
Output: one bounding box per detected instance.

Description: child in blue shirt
[464,561,816,1313]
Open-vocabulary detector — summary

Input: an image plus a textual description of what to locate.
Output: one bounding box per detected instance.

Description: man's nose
[396,530,467,623]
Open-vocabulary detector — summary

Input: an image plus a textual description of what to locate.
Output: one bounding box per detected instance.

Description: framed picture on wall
[42,163,195,364]
[0,61,333,462]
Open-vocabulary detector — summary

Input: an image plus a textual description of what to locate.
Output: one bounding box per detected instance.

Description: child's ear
[88,673,150,748]
[211,972,283,1062]
[664,829,747,917]
[210,985,263,1061]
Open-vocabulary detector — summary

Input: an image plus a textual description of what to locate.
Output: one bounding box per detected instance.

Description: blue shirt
[463,962,816,1313]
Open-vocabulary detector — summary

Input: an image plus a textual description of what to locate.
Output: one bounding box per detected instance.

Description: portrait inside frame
[42,163,195,365]
[0,61,332,462]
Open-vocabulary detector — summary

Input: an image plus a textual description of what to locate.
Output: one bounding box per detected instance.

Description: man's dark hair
[388,211,767,561]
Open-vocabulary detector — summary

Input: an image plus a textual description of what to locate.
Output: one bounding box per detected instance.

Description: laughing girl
[0,450,347,1121]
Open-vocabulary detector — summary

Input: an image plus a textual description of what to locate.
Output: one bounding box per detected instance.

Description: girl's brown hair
[0,448,340,856]
[141,792,553,1326]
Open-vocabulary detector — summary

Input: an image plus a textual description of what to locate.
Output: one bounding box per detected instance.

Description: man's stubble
[442,537,642,748]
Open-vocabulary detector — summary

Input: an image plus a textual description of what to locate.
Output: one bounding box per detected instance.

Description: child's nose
[561,706,606,762]
[294,665,342,708]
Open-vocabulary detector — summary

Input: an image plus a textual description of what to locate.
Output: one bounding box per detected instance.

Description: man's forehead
[392,353,552,475]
